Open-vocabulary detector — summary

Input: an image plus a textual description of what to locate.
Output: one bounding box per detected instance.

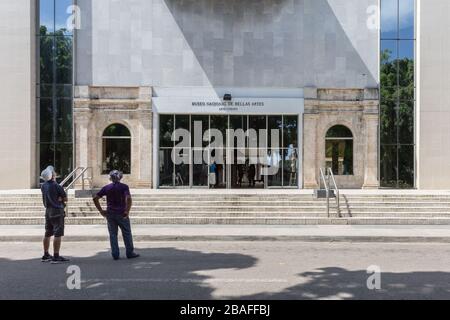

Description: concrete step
[4,211,450,219]
[2,216,450,225]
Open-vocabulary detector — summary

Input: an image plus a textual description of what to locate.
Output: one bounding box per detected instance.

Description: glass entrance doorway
[158,114,300,189]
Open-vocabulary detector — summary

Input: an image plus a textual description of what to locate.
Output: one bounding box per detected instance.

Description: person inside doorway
[93,170,140,260]
[40,166,70,264]
[248,164,256,187]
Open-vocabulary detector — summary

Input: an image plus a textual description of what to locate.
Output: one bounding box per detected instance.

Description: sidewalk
[2,225,450,242]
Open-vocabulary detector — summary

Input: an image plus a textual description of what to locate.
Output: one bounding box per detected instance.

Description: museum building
[3,0,447,190]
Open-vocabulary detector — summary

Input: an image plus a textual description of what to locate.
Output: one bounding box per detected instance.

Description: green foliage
[380,49,415,188]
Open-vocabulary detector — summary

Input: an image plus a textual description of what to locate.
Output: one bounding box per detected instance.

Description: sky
[40,0,73,32]
[381,0,415,39]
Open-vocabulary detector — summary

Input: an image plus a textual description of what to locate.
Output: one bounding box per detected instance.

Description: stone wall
[0,0,37,189]
[74,86,153,188]
[303,88,379,189]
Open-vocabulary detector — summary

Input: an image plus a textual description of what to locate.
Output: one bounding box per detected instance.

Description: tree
[380,49,415,188]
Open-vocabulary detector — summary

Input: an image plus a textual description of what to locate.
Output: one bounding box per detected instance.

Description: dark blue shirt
[97,182,131,215]
[41,181,67,209]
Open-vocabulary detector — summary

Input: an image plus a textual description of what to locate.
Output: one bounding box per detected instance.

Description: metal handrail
[327,168,340,216]
[61,167,93,192]
[319,168,331,218]
[59,167,84,188]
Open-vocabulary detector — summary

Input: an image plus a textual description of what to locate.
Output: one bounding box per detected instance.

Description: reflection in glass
[102,124,131,174]
[55,0,73,35]
[40,98,53,143]
[380,145,398,188]
[283,148,298,187]
[174,149,190,187]
[54,144,73,179]
[40,36,54,84]
[267,149,282,187]
[380,99,397,144]
[210,115,228,147]
[56,98,72,143]
[211,149,226,189]
[398,101,414,144]
[191,115,209,147]
[56,36,73,84]
[268,116,282,148]
[38,0,74,182]
[380,0,415,188]
[399,0,415,39]
[40,143,55,174]
[398,145,415,188]
[193,149,208,187]
[283,116,298,148]
[326,126,353,176]
[40,0,55,33]
[158,115,300,189]
[160,115,174,148]
[381,0,398,39]
[159,149,174,187]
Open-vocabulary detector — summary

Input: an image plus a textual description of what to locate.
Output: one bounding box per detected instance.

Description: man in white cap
[40,166,70,264]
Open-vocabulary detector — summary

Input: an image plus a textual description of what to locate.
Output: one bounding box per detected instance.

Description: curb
[3,235,450,243]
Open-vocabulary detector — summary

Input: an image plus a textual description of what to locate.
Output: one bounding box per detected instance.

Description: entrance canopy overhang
[152,87,304,115]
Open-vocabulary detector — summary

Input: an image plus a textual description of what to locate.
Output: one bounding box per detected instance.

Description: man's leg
[118,217,135,258]
[53,237,62,256]
[43,215,53,260]
[43,237,51,254]
[107,215,120,259]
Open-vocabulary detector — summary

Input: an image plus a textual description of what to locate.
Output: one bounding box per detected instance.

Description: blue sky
[381,0,415,39]
[40,0,73,32]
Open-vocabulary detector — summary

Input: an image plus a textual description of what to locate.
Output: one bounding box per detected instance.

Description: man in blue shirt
[40,166,70,264]
[93,170,140,260]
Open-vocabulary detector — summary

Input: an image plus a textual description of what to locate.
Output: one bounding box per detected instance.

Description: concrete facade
[71,0,381,189]
[0,0,36,189]
[75,0,378,88]
[74,86,153,188]
[417,0,450,189]
[303,88,379,189]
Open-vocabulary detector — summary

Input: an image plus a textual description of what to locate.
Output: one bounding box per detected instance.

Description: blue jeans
[106,214,135,259]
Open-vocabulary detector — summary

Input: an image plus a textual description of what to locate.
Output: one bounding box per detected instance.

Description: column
[363,114,380,189]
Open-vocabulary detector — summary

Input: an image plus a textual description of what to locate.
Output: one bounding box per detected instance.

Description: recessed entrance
[158,114,300,189]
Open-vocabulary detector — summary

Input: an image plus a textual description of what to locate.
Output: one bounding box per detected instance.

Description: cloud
[382,0,414,32]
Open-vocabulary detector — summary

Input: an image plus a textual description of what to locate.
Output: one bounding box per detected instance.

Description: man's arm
[93,196,107,217]
[57,185,68,206]
[124,196,132,218]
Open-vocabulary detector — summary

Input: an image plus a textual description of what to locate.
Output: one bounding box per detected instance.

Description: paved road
[1,241,450,300]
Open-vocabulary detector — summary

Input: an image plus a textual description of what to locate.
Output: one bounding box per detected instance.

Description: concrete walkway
[2,225,450,242]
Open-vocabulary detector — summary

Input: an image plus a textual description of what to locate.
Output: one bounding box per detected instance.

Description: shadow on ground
[236,267,450,300]
[0,247,256,300]
[1,248,450,300]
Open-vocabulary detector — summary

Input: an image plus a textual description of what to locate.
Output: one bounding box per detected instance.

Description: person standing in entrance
[40,166,70,264]
[93,170,140,260]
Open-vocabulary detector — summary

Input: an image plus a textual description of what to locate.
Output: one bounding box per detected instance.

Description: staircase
[1,192,450,225]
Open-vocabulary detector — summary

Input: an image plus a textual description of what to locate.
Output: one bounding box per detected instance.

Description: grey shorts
[45,210,65,238]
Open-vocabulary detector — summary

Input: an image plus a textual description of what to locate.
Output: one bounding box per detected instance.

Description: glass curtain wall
[380,0,416,188]
[37,0,74,182]
[159,115,299,189]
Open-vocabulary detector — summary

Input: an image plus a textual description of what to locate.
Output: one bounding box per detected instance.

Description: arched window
[102,124,131,174]
[326,125,353,176]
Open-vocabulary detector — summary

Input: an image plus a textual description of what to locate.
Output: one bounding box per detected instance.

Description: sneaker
[127,253,140,260]
[51,256,70,264]
[41,254,53,263]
